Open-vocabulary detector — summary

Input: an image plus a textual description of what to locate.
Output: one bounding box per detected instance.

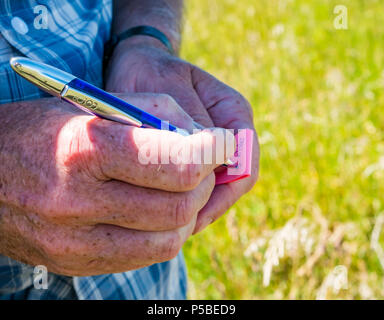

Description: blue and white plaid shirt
[0,0,187,300]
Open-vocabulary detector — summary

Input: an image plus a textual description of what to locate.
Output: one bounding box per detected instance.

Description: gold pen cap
[10,57,76,97]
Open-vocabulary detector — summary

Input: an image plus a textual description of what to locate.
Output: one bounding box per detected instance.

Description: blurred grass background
[180,0,384,299]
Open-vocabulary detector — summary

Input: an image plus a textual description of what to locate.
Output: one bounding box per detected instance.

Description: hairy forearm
[112,0,184,53]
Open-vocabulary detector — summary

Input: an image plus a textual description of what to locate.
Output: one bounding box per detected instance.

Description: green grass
[180,0,384,299]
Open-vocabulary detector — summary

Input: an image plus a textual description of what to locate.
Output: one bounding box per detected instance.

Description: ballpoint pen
[9,56,189,136]
[10,56,253,184]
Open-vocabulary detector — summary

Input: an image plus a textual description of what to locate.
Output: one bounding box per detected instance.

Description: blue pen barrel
[66,78,179,132]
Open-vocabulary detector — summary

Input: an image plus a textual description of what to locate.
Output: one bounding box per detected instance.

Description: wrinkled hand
[0,94,221,276]
[106,40,260,233]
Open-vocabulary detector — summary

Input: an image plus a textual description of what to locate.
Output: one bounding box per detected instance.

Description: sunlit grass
[181,0,384,299]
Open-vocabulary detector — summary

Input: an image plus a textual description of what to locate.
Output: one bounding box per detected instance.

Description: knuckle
[157,93,176,109]
[161,57,189,75]
[38,198,87,226]
[177,164,203,191]
[158,232,182,261]
[88,128,111,168]
[62,117,107,180]
[173,194,196,227]
[88,119,127,173]
[37,201,68,224]
[236,93,254,116]
[39,209,64,225]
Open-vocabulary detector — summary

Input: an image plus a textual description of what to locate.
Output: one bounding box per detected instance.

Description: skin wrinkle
[60,117,108,182]
[90,178,209,231]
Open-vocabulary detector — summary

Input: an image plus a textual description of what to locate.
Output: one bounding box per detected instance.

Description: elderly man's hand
[0,94,220,276]
[106,39,260,234]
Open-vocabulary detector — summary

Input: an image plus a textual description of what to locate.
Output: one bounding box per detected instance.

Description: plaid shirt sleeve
[0,0,187,300]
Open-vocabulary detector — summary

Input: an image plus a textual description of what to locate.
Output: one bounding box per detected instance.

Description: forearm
[112,0,184,53]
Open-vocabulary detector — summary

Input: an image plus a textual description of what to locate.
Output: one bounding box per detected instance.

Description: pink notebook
[215,128,254,185]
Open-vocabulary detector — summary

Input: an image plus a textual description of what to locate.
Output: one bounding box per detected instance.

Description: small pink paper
[215,128,254,185]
